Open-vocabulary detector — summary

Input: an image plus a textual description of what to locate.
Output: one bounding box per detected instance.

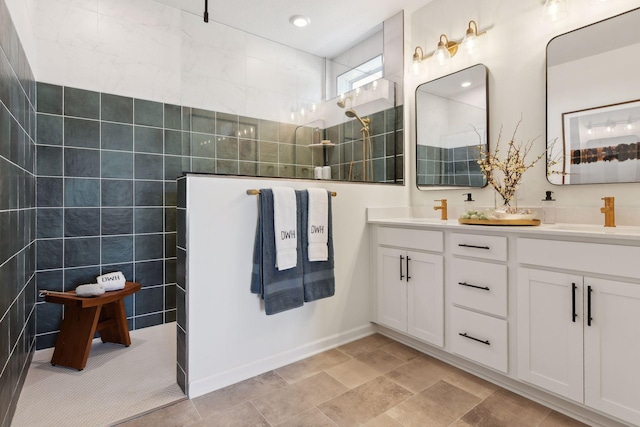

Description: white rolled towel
[96,271,126,291]
[76,284,105,297]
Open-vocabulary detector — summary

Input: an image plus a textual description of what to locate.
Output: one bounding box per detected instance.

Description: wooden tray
[458,218,541,226]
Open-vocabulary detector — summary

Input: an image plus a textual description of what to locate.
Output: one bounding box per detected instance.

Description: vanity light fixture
[412,20,487,74]
[290,15,310,27]
[544,0,568,22]
[434,34,456,65]
[461,20,486,55]
[583,117,640,136]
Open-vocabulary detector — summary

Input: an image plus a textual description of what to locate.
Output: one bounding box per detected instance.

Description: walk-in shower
[339,105,373,181]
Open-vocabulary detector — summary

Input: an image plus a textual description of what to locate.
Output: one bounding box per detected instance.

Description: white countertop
[367,217,640,242]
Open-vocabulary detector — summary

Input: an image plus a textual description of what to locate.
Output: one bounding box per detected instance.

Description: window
[336,55,383,96]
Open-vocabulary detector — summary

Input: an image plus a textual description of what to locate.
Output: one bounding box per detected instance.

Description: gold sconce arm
[412,19,488,70]
[465,20,487,39]
[413,46,425,62]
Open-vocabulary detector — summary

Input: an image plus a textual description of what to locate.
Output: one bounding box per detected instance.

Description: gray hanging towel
[300,189,335,302]
[251,188,304,315]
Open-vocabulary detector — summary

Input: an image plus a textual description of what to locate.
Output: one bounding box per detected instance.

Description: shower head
[336,95,353,109]
[345,109,370,129]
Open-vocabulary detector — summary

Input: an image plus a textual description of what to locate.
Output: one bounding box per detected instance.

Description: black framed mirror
[546,7,640,185]
[415,64,488,188]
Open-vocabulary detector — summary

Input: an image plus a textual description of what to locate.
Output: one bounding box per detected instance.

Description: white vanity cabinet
[376,227,444,347]
[448,233,509,373]
[369,217,640,427]
[518,238,640,426]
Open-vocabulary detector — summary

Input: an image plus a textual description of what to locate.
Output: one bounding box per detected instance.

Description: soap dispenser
[541,191,556,224]
[463,193,476,213]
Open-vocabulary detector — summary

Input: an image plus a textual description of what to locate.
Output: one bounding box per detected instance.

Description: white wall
[185,175,408,397]
[4,0,37,69]
[417,91,485,148]
[32,0,324,124]
[408,0,640,213]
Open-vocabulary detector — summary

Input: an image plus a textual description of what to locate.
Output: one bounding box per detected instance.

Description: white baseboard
[188,323,376,398]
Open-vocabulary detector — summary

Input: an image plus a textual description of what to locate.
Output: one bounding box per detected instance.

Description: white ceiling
[153,0,432,58]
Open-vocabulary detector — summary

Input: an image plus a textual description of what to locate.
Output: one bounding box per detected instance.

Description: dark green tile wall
[322,105,403,183]
[0,0,37,425]
[416,144,483,186]
[35,86,179,349]
[34,88,403,351]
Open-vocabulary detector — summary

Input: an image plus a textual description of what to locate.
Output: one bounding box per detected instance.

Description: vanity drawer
[450,233,507,261]
[450,306,508,373]
[450,258,507,317]
[518,238,640,279]
[378,227,443,252]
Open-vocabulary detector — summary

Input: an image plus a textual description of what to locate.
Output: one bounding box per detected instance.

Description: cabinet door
[517,268,583,402]
[407,251,443,347]
[584,278,640,426]
[377,247,407,332]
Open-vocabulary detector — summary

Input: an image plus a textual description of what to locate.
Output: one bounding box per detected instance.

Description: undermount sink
[545,224,640,235]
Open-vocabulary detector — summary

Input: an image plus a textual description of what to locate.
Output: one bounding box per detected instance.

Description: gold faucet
[600,197,616,227]
[434,199,448,220]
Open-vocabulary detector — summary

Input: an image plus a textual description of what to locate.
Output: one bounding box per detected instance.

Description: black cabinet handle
[587,285,593,326]
[406,256,411,282]
[572,283,577,323]
[458,282,490,291]
[459,332,490,346]
[458,244,490,250]
[399,255,404,281]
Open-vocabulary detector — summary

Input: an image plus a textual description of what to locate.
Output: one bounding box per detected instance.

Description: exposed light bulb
[434,43,450,65]
[462,35,478,55]
[411,59,421,75]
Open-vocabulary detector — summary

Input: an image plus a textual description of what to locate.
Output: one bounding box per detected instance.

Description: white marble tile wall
[32,0,325,123]
[180,11,324,123]
[5,0,38,68]
[383,11,404,97]
[35,0,182,104]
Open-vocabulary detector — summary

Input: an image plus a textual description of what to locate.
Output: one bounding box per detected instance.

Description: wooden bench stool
[44,281,141,370]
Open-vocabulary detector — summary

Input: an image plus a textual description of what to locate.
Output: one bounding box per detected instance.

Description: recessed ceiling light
[290,15,310,28]
[461,81,472,88]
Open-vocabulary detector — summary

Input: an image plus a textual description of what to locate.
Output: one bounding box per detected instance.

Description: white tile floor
[12,322,184,427]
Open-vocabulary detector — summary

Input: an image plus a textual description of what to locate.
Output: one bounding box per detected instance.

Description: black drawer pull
[458,244,490,250]
[458,282,490,291]
[459,332,490,346]
[571,283,577,323]
[399,255,404,281]
[587,285,593,326]
[406,256,411,282]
